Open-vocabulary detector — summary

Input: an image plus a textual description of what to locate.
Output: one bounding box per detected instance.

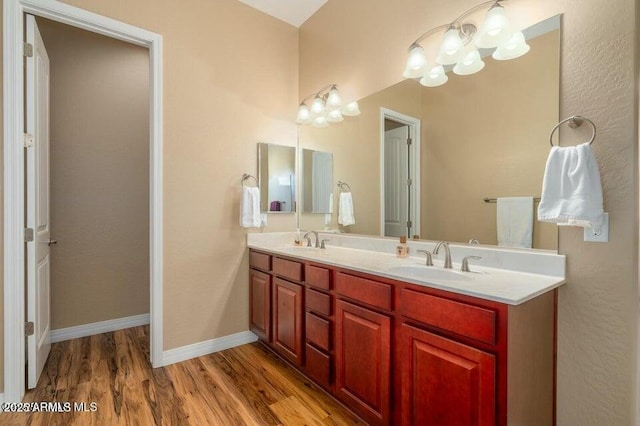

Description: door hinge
[25,321,34,336]
[24,42,33,58]
[24,133,34,148]
[407,138,412,146]
[407,220,413,229]
[407,178,413,187]
[24,227,34,242]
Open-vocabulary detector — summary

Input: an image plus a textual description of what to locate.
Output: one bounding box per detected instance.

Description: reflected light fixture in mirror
[403,0,530,87]
[297,84,361,127]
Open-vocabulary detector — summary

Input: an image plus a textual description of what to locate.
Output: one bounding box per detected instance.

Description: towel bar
[484,197,541,203]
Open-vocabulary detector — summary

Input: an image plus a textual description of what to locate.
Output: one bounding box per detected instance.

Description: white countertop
[247,232,566,306]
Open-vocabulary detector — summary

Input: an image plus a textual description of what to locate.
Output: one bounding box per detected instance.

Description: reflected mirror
[301,148,334,214]
[258,143,296,213]
[298,16,560,250]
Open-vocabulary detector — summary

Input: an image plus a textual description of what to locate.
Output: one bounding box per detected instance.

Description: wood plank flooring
[2,326,364,425]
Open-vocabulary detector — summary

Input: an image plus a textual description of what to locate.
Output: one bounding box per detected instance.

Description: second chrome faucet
[433,241,452,269]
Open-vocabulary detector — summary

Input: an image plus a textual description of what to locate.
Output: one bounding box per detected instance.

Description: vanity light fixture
[297,84,361,127]
[403,0,530,87]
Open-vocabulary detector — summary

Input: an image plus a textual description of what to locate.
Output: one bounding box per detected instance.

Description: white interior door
[384,126,410,237]
[26,14,52,389]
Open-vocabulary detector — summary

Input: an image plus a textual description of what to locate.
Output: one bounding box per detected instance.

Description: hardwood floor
[2,326,363,425]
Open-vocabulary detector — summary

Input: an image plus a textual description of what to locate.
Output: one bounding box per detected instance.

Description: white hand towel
[338,192,355,226]
[240,186,261,228]
[497,197,534,248]
[537,142,604,231]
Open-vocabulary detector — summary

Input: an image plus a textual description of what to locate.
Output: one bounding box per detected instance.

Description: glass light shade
[420,65,448,87]
[453,49,485,75]
[341,101,361,116]
[435,28,464,65]
[312,115,329,128]
[296,104,312,124]
[326,86,343,110]
[326,109,344,123]
[310,95,325,116]
[476,5,512,49]
[492,31,530,60]
[403,45,428,78]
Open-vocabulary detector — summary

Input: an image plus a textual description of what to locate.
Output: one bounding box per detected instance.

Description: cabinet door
[402,324,496,426]
[335,299,391,425]
[249,268,271,342]
[272,278,304,366]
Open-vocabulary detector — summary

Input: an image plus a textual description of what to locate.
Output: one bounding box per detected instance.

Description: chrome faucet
[461,256,482,272]
[416,249,433,266]
[303,231,320,248]
[433,241,452,269]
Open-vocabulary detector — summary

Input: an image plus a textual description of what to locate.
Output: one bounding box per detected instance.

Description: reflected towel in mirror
[338,192,355,226]
[497,197,534,248]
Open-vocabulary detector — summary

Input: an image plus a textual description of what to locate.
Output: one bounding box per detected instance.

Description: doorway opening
[379,108,421,238]
[4,0,163,403]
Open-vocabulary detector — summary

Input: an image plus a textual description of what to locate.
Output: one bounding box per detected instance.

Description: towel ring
[242,173,258,187]
[337,181,352,192]
[549,115,597,147]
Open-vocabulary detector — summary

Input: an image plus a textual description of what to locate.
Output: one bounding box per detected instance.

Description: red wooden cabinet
[336,299,391,425]
[249,268,271,342]
[401,324,496,426]
[272,277,304,366]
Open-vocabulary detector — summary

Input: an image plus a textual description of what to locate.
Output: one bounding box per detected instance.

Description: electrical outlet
[260,214,268,228]
[584,212,609,243]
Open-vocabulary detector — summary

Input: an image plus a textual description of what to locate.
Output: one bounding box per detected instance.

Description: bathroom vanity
[247,233,565,426]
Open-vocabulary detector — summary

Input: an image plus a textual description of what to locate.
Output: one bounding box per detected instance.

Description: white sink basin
[387,265,472,282]
[278,246,323,254]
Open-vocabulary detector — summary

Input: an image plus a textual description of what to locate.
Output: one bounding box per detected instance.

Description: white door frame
[4,0,164,403]
[379,108,421,237]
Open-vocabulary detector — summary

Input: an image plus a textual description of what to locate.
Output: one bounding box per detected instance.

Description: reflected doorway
[380,108,421,238]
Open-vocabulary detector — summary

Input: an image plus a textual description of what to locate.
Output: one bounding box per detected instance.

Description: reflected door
[384,126,410,237]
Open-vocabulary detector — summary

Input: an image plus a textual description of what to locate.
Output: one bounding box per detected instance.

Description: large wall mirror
[298,16,561,250]
[258,143,296,213]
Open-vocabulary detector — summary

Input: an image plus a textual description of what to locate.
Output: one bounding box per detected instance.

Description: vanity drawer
[336,273,392,311]
[306,265,331,290]
[249,251,271,272]
[306,288,331,316]
[306,312,331,351]
[273,257,303,282]
[305,343,331,388]
[400,289,496,345]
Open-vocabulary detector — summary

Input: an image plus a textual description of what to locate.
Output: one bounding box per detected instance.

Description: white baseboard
[162,331,258,366]
[50,313,150,343]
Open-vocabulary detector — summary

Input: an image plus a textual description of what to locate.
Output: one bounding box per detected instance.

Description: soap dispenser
[396,236,410,258]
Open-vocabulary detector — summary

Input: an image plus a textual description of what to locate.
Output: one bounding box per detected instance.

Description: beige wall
[36,18,150,329]
[0,0,298,392]
[301,1,637,425]
[421,30,559,249]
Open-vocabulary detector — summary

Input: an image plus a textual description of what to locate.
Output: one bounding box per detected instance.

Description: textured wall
[300,0,637,424]
[37,18,150,329]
